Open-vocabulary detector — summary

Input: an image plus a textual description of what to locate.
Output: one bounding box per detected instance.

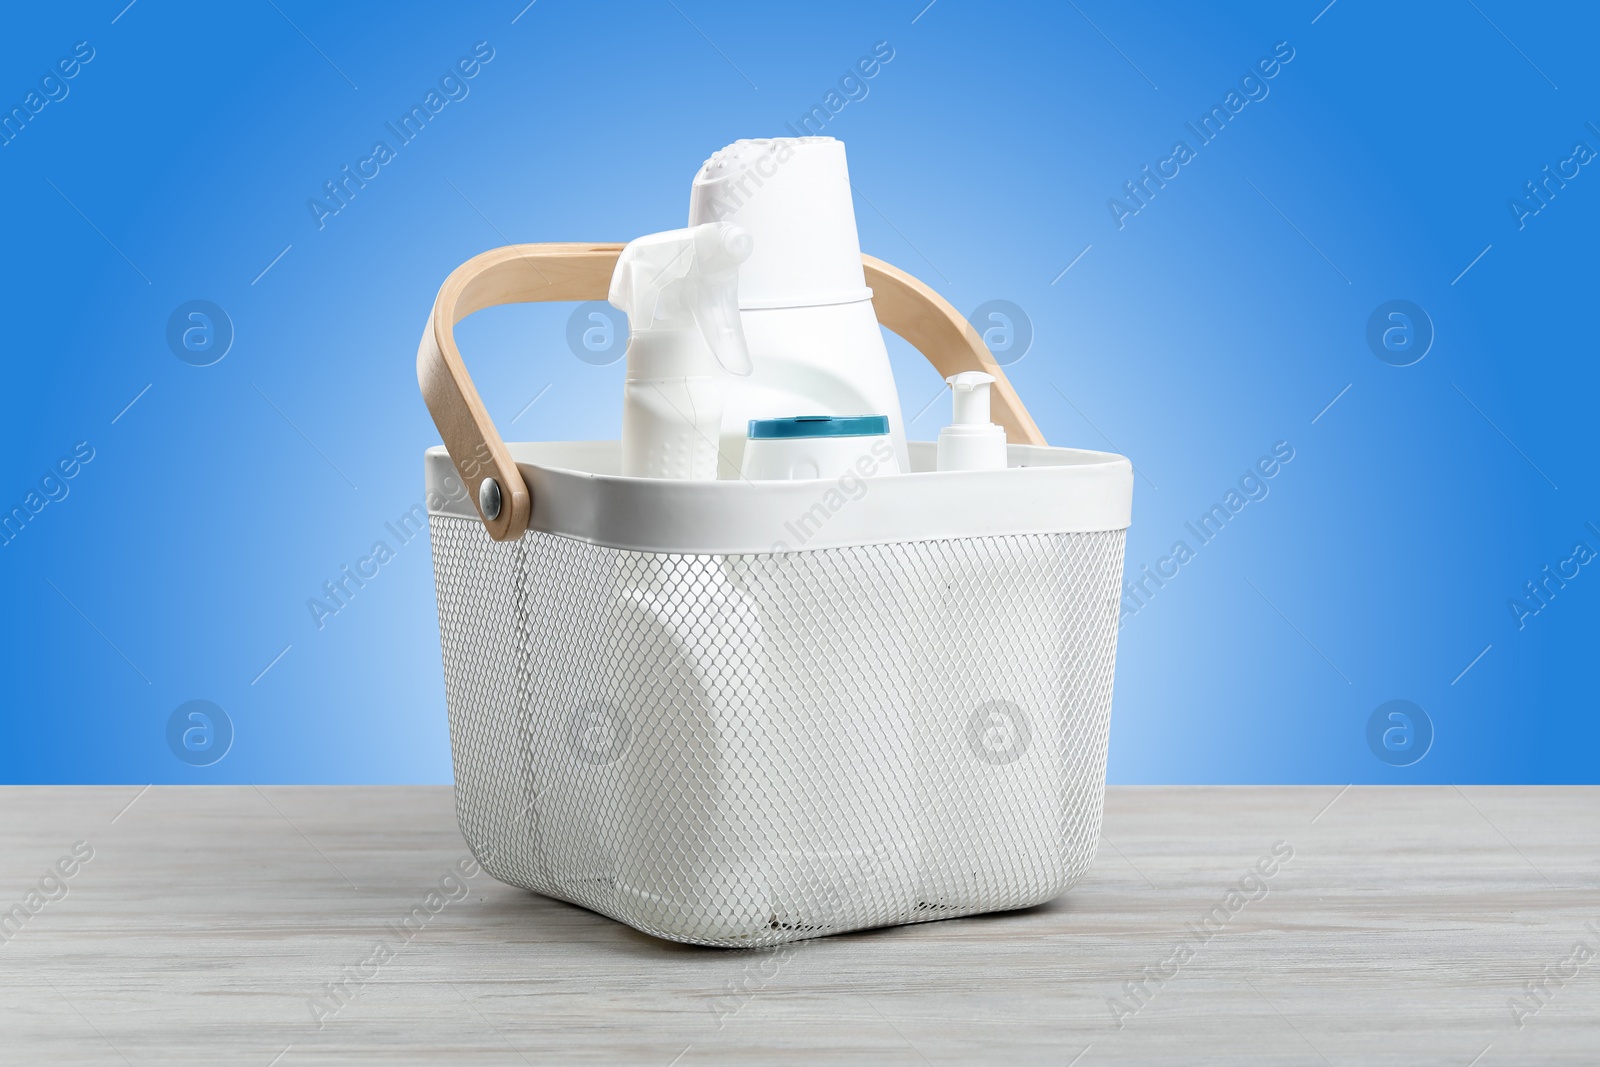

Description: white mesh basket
[418,245,1132,946]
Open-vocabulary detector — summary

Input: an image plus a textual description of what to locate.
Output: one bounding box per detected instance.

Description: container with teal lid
[741,414,899,481]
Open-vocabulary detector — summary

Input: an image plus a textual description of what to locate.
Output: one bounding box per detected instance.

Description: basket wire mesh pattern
[430,516,1125,947]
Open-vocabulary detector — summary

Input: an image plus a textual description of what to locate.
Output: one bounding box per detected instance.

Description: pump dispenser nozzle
[950,371,994,426]
[936,371,1008,472]
[609,222,754,479]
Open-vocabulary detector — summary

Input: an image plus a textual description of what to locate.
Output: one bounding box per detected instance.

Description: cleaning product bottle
[688,137,909,477]
[603,223,779,940]
[936,372,1008,472]
[609,221,754,480]
[690,138,925,927]
[914,373,1062,913]
[740,414,900,481]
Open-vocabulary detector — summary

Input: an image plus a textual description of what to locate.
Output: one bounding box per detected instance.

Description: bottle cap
[747,414,890,439]
[689,138,872,309]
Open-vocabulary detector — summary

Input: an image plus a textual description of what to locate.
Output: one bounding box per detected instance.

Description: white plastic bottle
[601,223,779,940]
[688,137,910,476]
[936,372,1008,472]
[609,222,754,480]
[739,415,900,481]
[689,140,925,929]
[916,379,1064,913]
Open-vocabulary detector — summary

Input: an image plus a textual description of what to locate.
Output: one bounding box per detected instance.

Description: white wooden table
[1,786,1595,1065]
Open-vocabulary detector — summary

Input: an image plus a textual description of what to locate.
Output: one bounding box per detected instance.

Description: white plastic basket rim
[424,440,1132,555]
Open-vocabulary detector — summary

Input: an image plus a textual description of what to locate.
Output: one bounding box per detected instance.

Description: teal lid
[747,415,890,440]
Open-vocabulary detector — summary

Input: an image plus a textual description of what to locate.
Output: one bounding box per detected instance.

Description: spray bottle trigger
[693,295,751,376]
[689,223,754,377]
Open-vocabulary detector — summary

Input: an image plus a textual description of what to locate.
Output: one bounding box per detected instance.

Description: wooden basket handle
[418,243,1047,541]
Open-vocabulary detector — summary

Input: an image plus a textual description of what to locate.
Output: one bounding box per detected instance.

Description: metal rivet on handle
[478,477,502,521]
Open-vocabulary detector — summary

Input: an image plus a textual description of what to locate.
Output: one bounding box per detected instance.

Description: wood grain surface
[1,786,1595,1065]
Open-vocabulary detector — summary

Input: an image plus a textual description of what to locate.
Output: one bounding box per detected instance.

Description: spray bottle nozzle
[608,221,754,377]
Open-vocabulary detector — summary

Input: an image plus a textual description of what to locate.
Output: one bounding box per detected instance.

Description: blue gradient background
[2,1,1594,784]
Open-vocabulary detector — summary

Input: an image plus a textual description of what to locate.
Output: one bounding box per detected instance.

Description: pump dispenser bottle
[936,372,1008,472]
[919,385,1063,913]
[608,222,753,480]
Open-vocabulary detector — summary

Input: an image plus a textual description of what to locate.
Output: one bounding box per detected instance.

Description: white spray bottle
[603,223,779,940]
[609,222,753,480]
